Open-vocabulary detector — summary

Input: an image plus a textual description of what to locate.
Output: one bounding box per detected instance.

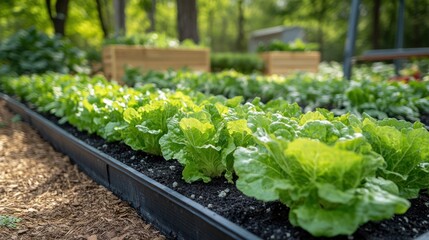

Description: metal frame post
[394,0,405,75]
[343,0,361,80]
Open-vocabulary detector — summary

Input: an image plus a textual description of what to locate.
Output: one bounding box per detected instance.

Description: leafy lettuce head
[234,135,409,237]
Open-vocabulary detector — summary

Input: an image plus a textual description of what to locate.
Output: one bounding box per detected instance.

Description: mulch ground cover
[0,100,165,240]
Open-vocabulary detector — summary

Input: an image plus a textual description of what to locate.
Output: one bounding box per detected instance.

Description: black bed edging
[0,93,260,240]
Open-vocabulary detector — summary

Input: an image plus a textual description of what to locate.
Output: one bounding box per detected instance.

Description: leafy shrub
[210,53,264,74]
[122,66,142,86]
[85,48,102,63]
[0,27,88,75]
[257,39,319,52]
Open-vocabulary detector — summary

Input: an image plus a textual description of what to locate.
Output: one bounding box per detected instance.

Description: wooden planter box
[103,45,210,83]
[260,51,320,75]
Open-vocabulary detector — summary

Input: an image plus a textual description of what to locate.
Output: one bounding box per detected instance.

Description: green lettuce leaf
[160,102,255,183]
[234,137,409,237]
[160,110,226,183]
[362,117,429,198]
[222,119,254,181]
[120,95,189,155]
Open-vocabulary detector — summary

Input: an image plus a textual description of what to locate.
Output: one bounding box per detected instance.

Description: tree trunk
[46,0,70,36]
[95,0,109,38]
[236,0,246,52]
[316,0,327,59]
[147,0,156,32]
[176,0,199,43]
[114,0,126,37]
[372,0,381,49]
[207,3,214,49]
[412,0,420,47]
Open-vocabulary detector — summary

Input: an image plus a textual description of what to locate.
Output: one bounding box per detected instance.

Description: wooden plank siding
[260,51,320,75]
[103,45,210,84]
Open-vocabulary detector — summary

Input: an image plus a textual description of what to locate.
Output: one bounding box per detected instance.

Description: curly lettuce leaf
[362,117,429,198]
[234,137,409,237]
[262,99,302,118]
[221,119,254,181]
[160,101,256,183]
[120,96,186,155]
[160,110,226,183]
[247,112,300,142]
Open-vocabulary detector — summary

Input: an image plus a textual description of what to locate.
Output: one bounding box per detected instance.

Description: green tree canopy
[1,0,428,61]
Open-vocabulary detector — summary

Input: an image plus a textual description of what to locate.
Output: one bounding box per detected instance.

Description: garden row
[1,73,428,237]
[123,64,429,125]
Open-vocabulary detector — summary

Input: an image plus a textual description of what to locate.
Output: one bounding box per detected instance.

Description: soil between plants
[27,103,429,240]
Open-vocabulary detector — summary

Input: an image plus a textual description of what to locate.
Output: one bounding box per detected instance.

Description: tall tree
[148,0,156,32]
[46,0,70,36]
[176,0,199,43]
[206,1,215,48]
[236,0,246,51]
[95,0,109,38]
[140,0,156,32]
[372,0,381,49]
[409,0,428,47]
[315,0,328,59]
[114,0,126,36]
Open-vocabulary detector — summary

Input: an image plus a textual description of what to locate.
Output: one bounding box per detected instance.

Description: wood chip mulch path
[0,100,165,240]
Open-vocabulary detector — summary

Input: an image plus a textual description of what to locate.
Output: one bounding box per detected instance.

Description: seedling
[0,215,21,228]
[11,114,21,123]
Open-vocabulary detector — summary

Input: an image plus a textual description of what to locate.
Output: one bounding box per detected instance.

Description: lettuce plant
[160,102,254,183]
[120,92,197,155]
[160,109,226,183]
[234,135,410,237]
[362,116,429,198]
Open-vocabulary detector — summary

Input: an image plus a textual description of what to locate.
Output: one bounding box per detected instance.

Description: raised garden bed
[260,51,320,75]
[0,93,255,240]
[103,45,210,83]
[2,92,429,240]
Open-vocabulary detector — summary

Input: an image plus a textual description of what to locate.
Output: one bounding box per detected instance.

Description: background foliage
[1,0,429,61]
[0,28,88,75]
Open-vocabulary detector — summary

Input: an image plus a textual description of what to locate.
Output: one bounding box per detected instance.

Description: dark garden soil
[419,114,429,130]
[31,103,429,240]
